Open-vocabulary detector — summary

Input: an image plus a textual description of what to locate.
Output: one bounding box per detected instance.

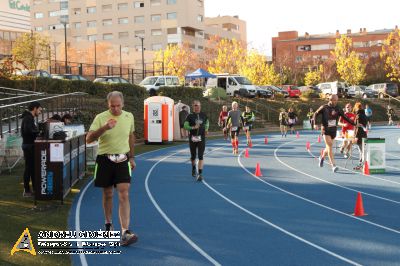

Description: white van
[206,74,257,98]
[140,76,180,95]
[317,81,355,98]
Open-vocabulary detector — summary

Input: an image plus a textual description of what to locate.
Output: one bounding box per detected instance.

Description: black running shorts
[323,127,337,139]
[189,139,206,161]
[94,155,132,187]
[230,128,240,138]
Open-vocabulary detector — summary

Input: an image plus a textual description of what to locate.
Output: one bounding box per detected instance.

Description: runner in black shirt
[313,95,355,173]
[184,100,209,181]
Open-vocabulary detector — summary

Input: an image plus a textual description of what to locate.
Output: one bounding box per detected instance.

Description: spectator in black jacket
[353,102,368,170]
[21,101,42,197]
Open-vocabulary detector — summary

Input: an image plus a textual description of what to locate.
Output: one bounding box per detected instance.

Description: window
[197,15,203,22]
[87,21,96,28]
[295,56,303,62]
[103,19,112,26]
[189,44,195,49]
[134,1,144,8]
[198,45,203,50]
[35,12,44,19]
[75,36,82,42]
[119,17,129,24]
[152,43,162,51]
[119,32,129,39]
[151,14,161,22]
[88,35,97,41]
[87,7,96,14]
[167,12,177,20]
[157,78,165,85]
[35,26,43,32]
[134,30,145,37]
[150,0,161,5]
[118,3,128,10]
[103,33,113,40]
[74,22,81,29]
[60,1,68,10]
[102,4,112,12]
[167,28,177,34]
[73,8,81,15]
[49,11,58,17]
[134,16,144,23]
[297,45,311,51]
[167,0,176,4]
[167,12,176,19]
[151,29,162,36]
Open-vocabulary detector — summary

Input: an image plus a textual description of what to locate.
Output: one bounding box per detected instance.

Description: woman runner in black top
[313,95,355,173]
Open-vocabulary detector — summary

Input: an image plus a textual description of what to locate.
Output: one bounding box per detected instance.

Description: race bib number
[328,119,336,127]
[107,154,128,163]
[231,126,238,131]
[191,135,202,142]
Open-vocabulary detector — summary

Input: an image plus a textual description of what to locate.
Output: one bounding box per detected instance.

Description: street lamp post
[62,21,68,73]
[135,35,145,80]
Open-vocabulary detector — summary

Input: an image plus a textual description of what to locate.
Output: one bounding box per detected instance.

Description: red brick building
[272,27,396,70]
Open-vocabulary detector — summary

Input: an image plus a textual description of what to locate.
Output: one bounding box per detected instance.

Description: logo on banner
[10,228,36,256]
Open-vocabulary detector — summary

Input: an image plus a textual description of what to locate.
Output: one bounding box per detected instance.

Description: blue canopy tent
[185,68,216,86]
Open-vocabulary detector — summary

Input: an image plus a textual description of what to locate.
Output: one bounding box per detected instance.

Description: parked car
[317,81,355,98]
[350,85,378,99]
[263,85,289,98]
[139,75,180,96]
[205,74,257,97]
[299,85,320,93]
[27,70,52,78]
[281,85,301,98]
[52,74,88,81]
[255,86,273,98]
[93,76,130,84]
[367,83,399,98]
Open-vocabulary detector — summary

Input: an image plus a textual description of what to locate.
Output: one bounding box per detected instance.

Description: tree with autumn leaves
[381,28,400,82]
[332,35,366,86]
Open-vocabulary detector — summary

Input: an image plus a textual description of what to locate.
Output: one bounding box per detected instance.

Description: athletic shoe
[339,147,344,154]
[105,223,113,231]
[318,156,324,167]
[192,168,196,177]
[284,134,287,138]
[353,165,362,171]
[344,153,349,159]
[332,166,338,173]
[120,230,138,246]
[23,191,32,198]
[196,174,203,182]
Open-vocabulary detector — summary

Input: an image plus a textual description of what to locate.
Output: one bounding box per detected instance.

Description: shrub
[300,89,320,100]
[157,86,203,100]
[208,87,227,100]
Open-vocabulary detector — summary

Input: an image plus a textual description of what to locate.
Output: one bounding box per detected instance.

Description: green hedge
[158,86,203,100]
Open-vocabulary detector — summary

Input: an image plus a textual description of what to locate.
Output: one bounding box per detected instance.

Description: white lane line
[145,148,223,266]
[201,180,361,266]
[308,141,400,186]
[75,147,192,266]
[236,142,400,235]
[386,152,400,159]
[274,140,400,204]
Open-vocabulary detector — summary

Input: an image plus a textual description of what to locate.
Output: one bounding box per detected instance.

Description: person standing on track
[86,91,138,246]
[338,103,355,158]
[307,108,315,130]
[279,108,288,138]
[287,108,298,134]
[242,106,255,146]
[313,94,356,173]
[218,105,229,140]
[226,101,244,155]
[184,100,209,181]
[352,102,368,170]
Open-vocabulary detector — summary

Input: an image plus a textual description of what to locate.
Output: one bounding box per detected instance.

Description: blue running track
[69,126,400,266]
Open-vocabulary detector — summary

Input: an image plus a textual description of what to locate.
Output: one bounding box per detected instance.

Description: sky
[205,0,400,56]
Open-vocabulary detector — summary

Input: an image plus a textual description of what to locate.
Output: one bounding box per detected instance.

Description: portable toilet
[144,96,174,144]
[173,101,190,140]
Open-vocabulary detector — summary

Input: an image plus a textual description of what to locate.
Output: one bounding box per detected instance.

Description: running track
[70,126,400,266]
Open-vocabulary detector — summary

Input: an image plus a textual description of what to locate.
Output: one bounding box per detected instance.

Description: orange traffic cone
[296,131,300,138]
[245,148,249,158]
[363,161,370,175]
[317,135,321,143]
[264,136,268,144]
[306,141,310,150]
[353,192,367,216]
[254,163,262,177]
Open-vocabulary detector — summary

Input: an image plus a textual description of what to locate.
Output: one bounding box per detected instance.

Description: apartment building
[272,28,395,69]
[0,0,31,58]
[31,0,247,65]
